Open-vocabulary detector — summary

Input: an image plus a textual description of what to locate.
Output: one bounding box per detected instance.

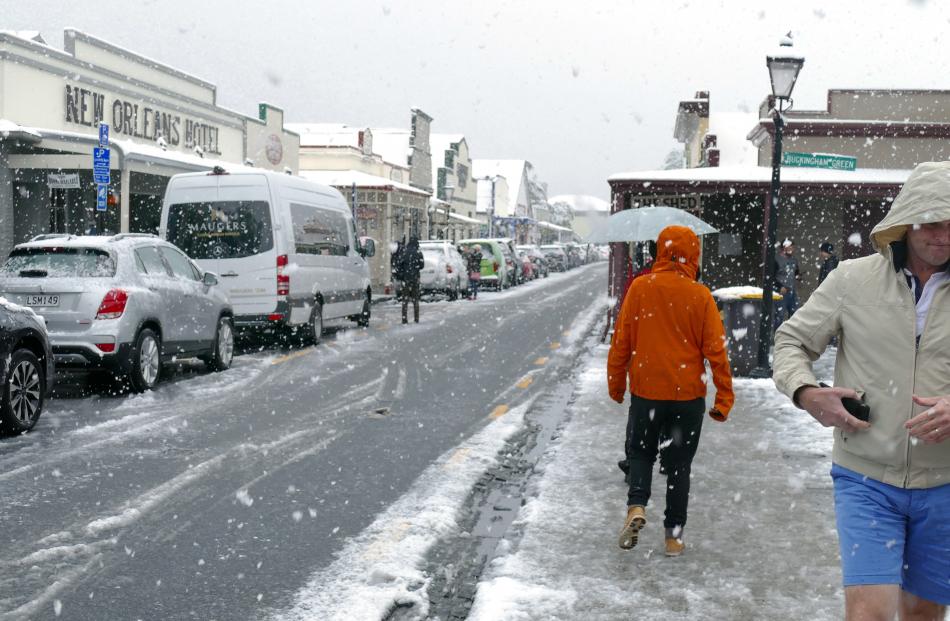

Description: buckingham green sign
[782,152,857,171]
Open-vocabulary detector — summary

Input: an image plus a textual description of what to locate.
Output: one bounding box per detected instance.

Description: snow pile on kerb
[268,399,536,620]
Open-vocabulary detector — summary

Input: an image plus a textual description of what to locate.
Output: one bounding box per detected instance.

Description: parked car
[480,238,522,286]
[539,244,569,272]
[516,245,549,278]
[160,167,376,343]
[0,234,233,392]
[457,239,510,289]
[418,240,468,300]
[0,297,54,432]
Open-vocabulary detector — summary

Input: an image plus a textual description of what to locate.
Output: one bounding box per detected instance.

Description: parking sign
[98,123,109,147]
[96,184,108,212]
[93,148,110,185]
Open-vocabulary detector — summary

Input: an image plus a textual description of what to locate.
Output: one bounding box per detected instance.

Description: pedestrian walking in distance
[391,238,405,301]
[607,225,733,557]
[398,236,424,324]
[466,244,483,300]
[817,241,839,286]
[774,160,950,620]
[775,238,801,326]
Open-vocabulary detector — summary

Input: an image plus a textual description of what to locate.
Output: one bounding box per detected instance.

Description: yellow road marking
[549,341,560,350]
[534,357,549,365]
[490,405,509,420]
[272,349,310,365]
[516,376,533,389]
[445,447,471,467]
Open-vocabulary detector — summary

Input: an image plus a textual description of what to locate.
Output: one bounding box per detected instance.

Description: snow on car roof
[15,234,161,250]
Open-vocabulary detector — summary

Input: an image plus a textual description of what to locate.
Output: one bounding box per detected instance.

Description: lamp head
[766,33,804,100]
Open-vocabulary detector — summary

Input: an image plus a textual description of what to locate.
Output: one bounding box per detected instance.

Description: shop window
[718,232,742,256]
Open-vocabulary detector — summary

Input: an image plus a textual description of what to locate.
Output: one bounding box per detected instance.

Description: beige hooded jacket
[773,160,950,489]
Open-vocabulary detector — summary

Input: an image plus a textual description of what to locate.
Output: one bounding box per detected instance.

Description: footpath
[465,340,844,620]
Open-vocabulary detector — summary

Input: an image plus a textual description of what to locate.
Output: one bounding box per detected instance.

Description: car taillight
[96,289,128,319]
[95,343,116,353]
[277,254,289,296]
[446,264,453,274]
[493,261,499,272]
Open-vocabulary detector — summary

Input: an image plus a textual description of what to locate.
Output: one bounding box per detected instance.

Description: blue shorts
[832,464,950,604]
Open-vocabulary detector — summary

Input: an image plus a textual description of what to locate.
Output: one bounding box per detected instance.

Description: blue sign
[96,185,108,212]
[93,147,110,184]
[98,123,109,147]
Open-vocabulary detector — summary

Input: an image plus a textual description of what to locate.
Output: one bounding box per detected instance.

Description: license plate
[25,294,60,307]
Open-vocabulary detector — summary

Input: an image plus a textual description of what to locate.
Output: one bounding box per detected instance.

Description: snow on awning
[299,169,429,196]
[608,164,911,186]
[0,118,42,142]
[448,211,481,225]
[537,221,573,232]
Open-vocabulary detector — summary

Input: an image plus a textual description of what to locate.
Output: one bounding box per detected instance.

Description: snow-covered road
[0,263,608,620]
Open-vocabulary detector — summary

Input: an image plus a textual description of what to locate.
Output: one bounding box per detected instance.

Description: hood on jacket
[652,225,700,279]
[871,161,950,254]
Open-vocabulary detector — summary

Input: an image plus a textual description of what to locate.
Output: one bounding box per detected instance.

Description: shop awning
[300,169,429,196]
[537,221,573,233]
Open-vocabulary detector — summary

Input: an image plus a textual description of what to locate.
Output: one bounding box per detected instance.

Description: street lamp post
[442,184,455,240]
[751,33,804,378]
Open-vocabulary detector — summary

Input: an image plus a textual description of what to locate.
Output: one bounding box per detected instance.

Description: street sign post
[98,123,109,147]
[93,147,110,185]
[96,184,108,212]
[781,152,857,171]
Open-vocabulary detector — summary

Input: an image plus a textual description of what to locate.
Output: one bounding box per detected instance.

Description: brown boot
[664,527,685,557]
[618,505,646,550]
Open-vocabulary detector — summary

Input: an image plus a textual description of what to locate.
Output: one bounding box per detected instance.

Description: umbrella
[586,206,718,243]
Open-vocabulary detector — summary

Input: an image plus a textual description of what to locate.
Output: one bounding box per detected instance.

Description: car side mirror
[202,271,219,287]
[360,238,376,258]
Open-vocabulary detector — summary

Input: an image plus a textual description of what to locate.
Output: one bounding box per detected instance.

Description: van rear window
[166,202,273,259]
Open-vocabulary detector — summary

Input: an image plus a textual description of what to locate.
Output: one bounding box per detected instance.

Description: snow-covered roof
[298,169,429,196]
[707,112,759,167]
[286,123,364,148]
[548,194,610,213]
[609,164,911,186]
[0,30,47,45]
[473,160,527,207]
[370,128,411,167]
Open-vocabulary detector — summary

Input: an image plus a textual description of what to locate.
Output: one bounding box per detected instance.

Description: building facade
[606,89,938,304]
[0,29,299,258]
[430,134,480,241]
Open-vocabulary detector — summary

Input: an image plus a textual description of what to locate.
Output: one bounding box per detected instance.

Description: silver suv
[0,234,234,392]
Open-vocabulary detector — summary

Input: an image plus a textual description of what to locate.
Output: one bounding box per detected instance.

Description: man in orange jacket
[607,225,734,557]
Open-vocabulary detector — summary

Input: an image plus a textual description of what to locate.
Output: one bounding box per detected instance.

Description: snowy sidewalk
[468,342,844,620]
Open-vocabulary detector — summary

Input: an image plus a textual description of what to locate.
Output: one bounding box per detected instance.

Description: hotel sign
[63,84,222,155]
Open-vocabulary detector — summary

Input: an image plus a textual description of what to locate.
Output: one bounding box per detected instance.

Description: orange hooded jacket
[607,225,734,419]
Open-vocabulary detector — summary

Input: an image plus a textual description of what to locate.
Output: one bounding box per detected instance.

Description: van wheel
[356,295,371,327]
[309,303,324,345]
[206,317,234,372]
[1,348,45,433]
[130,328,161,393]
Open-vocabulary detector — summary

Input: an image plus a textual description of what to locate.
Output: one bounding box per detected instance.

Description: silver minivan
[160,167,376,343]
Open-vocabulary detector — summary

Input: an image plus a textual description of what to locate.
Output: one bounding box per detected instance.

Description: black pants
[401,279,420,323]
[625,394,704,530]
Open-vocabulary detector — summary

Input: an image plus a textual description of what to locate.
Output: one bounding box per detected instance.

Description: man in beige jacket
[774,161,950,621]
